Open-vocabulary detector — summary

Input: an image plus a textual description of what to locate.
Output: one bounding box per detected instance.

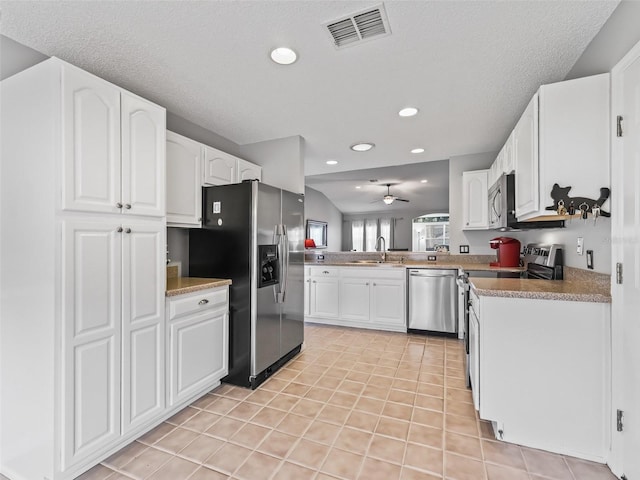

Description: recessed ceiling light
[421,179,428,183]
[399,107,419,117]
[326,160,338,165]
[350,143,375,152]
[270,47,297,65]
[355,186,361,189]
[411,148,425,154]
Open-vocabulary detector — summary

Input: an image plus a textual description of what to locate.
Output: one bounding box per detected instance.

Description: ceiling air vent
[324,4,391,49]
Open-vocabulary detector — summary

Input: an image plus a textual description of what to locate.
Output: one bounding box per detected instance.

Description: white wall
[0,34,48,80]
[566,0,640,80]
[304,187,343,252]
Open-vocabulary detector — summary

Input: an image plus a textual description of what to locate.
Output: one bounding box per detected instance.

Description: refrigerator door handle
[274,224,286,304]
[280,226,289,302]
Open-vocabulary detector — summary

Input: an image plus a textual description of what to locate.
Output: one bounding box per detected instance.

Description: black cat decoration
[545,184,611,217]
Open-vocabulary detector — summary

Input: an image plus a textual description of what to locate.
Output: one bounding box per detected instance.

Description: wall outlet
[459,245,470,254]
[316,254,325,261]
[427,255,437,261]
[577,237,584,255]
[586,250,594,270]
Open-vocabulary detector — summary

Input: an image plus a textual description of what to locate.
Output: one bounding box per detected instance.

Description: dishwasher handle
[409,270,457,278]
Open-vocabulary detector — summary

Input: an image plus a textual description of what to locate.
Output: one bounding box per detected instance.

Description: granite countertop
[166,277,232,297]
[306,261,525,273]
[471,277,611,303]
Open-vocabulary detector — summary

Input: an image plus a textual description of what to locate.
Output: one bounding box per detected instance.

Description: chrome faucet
[375,236,386,262]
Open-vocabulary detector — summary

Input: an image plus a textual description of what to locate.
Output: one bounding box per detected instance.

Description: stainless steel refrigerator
[189,181,304,389]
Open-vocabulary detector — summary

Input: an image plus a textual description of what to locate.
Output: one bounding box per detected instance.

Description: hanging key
[579,202,589,221]
[592,204,600,225]
[556,199,567,216]
[568,201,575,216]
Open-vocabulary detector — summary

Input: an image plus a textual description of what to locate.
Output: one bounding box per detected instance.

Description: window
[350,218,394,252]
[351,220,364,251]
[365,219,378,252]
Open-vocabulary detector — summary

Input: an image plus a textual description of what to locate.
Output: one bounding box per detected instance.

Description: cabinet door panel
[203,147,236,185]
[310,278,339,318]
[121,93,165,217]
[122,222,165,432]
[237,158,262,182]
[339,279,370,321]
[166,131,202,226]
[62,220,121,470]
[514,93,539,218]
[370,280,405,325]
[62,65,121,214]
[169,309,228,406]
[462,170,488,230]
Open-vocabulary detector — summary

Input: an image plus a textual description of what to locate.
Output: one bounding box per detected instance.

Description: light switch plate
[459,245,470,254]
[577,237,584,255]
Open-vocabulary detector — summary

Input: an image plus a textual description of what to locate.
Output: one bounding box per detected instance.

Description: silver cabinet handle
[117,227,123,233]
[116,202,123,209]
[323,270,330,274]
[365,282,369,286]
[125,204,132,209]
[198,299,209,305]
[373,283,377,286]
[313,280,317,283]
[306,279,310,283]
[124,228,131,234]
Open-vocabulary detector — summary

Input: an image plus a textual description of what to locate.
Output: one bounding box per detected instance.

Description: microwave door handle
[492,188,501,219]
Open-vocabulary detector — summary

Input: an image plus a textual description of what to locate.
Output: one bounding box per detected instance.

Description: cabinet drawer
[309,266,339,277]
[168,287,228,320]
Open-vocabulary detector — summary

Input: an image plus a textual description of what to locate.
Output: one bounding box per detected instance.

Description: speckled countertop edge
[470,278,611,303]
[166,277,232,297]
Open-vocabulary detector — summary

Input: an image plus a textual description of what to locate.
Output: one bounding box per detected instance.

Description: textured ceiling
[306,160,449,214]
[0,0,618,179]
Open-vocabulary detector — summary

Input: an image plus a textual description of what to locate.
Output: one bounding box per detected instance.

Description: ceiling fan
[380,183,409,205]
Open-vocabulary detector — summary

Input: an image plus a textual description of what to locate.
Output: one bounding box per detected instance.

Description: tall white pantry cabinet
[1,58,166,480]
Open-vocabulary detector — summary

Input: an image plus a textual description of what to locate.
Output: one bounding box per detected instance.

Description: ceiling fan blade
[395,198,410,202]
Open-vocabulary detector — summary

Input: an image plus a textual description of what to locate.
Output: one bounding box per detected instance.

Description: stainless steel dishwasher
[407,269,458,334]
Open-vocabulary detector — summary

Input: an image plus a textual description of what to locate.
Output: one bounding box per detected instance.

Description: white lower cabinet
[309,270,340,319]
[166,287,229,408]
[305,266,406,332]
[475,294,610,462]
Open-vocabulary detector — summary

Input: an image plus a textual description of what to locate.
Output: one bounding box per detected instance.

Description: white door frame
[610,37,640,479]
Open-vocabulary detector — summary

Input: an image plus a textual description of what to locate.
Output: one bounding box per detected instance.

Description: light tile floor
[73,324,615,480]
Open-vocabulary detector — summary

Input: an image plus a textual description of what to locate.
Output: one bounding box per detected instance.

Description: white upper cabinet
[166,131,202,227]
[462,170,489,230]
[62,64,166,217]
[514,93,539,218]
[62,65,121,214]
[514,74,610,221]
[203,146,236,185]
[121,93,166,217]
[237,157,262,182]
[503,131,515,175]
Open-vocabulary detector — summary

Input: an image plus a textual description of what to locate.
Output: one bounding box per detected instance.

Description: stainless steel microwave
[488,174,565,230]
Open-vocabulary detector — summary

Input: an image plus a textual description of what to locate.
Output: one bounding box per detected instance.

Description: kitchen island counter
[305,260,524,273]
[166,277,232,297]
[470,277,610,303]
